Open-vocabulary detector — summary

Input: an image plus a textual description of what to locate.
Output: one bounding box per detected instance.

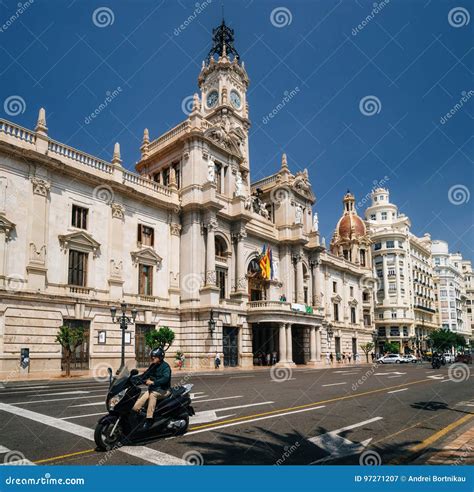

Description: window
[378,327,386,336]
[370,214,376,220]
[71,205,88,230]
[388,268,395,277]
[363,314,371,326]
[217,268,226,300]
[386,240,395,248]
[68,250,87,286]
[333,281,337,293]
[173,163,181,189]
[215,162,223,194]
[381,212,387,220]
[374,243,382,250]
[138,264,153,295]
[162,168,170,186]
[390,327,400,336]
[391,312,397,319]
[153,173,160,184]
[360,249,366,266]
[350,286,354,297]
[363,292,369,302]
[351,307,356,323]
[333,303,339,321]
[138,224,154,247]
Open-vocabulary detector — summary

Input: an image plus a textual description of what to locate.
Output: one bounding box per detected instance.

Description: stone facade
[0,21,376,376]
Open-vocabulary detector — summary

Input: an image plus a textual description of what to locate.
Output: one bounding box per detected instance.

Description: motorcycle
[431,356,442,369]
[94,367,195,451]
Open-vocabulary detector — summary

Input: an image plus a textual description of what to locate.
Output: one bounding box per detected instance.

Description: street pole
[110,303,138,374]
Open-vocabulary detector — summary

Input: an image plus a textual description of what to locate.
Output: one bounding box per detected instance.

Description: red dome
[337,214,366,238]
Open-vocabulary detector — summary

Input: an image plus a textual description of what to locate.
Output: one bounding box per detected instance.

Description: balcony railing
[248,300,291,311]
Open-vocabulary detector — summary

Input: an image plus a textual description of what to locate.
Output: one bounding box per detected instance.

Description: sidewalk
[0,361,374,386]
[416,416,474,465]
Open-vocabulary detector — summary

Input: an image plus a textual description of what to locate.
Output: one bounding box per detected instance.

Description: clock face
[230,90,241,108]
[206,91,218,108]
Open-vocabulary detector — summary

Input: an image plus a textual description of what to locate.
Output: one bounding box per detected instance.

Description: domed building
[330,191,371,267]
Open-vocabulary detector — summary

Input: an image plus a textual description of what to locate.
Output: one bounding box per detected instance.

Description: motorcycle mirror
[130,368,139,376]
[107,367,113,376]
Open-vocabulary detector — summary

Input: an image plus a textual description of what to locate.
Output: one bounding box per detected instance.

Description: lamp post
[110,302,138,373]
[208,309,216,335]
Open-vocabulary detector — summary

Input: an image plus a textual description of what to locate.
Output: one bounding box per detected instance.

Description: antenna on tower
[221,1,225,22]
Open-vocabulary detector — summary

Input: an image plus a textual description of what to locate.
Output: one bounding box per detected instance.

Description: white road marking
[374,372,406,376]
[308,416,383,463]
[387,375,402,378]
[322,382,347,387]
[194,395,243,404]
[62,412,105,420]
[70,400,104,408]
[187,405,326,435]
[0,445,10,452]
[230,375,255,379]
[427,375,445,380]
[0,402,186,466]
[10,395,106,405]
[0,385,51,391]
[387,388,408,394]
[191,395,209,400]
[334,370,360,374]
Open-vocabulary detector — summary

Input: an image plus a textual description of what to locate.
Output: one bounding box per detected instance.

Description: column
[309,327,317,362]
[316,328,322,361]
[234,229,247,292]
[286,324,293,363]
[382,255,389,302]
[394,253,401,305]
[311,261,321,306]
[278,323,287,363]
[295,254,304,303]
[205,217,217,285]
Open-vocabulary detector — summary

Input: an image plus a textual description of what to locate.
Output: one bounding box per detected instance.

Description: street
[0,363,472,465]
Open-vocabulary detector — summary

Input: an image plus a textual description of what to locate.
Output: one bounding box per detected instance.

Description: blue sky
[1,0,473,259]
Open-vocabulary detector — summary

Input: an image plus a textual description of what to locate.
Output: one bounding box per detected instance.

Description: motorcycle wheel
[94,418,123,451]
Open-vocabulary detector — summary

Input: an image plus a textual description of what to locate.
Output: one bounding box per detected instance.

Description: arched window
[248,258,264,301]
[360,249,366,266]
[215,236,227,260]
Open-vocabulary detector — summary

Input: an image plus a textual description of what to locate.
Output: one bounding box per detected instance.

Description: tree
[359,342,375,363]
[383,341,400,354]
[453,333,467,351]
[428,328,456,353]
[56,325,85,377]
[145,326,175,352]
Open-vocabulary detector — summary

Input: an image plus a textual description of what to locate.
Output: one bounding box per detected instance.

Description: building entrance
[223,326,239,367]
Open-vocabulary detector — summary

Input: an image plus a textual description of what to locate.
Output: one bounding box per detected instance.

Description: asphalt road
[0,362,472,465]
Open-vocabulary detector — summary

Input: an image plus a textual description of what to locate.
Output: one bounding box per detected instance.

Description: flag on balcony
[259,244,272,280]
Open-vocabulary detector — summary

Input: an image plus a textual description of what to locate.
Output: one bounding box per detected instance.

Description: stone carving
[204,115,245,156]
[244,194,270,219]
[206,270,217,285]
[31,177,50,196]
[235,171,243,197]
[170,223,182,236]
[111,203,125,219]
[110,259,123,279]
[295,204,303,225]
[313,212,319,232]
[207,159,215,182]
[29,243,46,264]
[236,275,247,290]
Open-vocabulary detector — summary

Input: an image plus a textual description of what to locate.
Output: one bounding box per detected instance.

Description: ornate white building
[0,21,376,376]
[432,240,471,341]
[365,188,437,354]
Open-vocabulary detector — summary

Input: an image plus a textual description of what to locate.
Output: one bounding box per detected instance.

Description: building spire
[206,18,240,63]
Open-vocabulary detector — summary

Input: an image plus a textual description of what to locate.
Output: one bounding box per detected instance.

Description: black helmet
[150,348,165,359]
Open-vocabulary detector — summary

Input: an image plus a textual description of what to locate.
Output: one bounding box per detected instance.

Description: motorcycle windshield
[109,367,130,395]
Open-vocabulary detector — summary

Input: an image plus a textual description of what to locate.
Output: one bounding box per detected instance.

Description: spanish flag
[259,245,272,280]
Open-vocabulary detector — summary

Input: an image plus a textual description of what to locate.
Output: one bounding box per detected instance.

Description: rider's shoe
[142,418,153,430]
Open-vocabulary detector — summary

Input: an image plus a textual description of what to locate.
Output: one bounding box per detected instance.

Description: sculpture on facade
[235,171,243,197]
[295,204,303,225]
[313,212,319,232]
[207,159,215,182]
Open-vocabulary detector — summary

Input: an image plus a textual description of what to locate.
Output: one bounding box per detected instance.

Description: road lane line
[187,405,327,435]
[387,375,402,378]
[188,376,446,433]
[230,375,255,379]
[322,382,347,387]
[387,388,408,394]
[194,395,243,404]
[34,449,96,464]
[62,412,104,420]
[9,395,107,405]
[0,402,186,466]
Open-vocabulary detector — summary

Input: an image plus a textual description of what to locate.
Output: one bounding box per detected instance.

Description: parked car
[442,353,454,363]
[455,353,473,364]
[377,354,404,364]
[401,354,419,363]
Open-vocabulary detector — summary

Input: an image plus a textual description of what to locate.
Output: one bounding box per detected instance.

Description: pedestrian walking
[266,353,271,366]
[215,352,221,369]
[370,352,375,362]
[348,353,352,364]
[325,351,330,365]
[330,352,334,364]
[271,351,277,365]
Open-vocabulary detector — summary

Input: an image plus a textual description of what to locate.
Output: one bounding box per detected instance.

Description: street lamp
[208,309,216,335]
[110,302,138,373]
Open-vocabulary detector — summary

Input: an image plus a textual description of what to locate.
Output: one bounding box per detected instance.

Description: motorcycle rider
[132,348,171,430]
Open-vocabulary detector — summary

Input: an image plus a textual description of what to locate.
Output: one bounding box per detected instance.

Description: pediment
[0,213,15,236]
[131,247,162,267]
[59,231,101,253]
[349,298,358,307]
[331,294,342,304]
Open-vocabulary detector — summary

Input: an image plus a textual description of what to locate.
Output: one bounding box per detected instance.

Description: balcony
[247,300,323,323]
[248,300,292,312]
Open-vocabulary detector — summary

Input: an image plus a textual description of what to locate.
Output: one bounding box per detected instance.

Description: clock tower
[198,19,250,167]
